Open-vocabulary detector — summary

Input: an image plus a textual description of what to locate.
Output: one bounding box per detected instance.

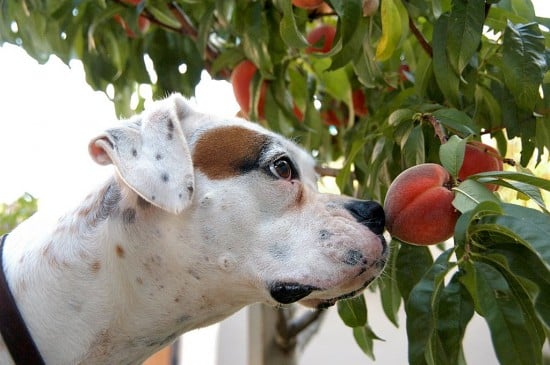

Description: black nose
[344,200,385,235]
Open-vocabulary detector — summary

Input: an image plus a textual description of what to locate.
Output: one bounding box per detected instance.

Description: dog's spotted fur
[0,94,387,364]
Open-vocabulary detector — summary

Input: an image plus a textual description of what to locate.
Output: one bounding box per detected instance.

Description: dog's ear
[89,94,195,214]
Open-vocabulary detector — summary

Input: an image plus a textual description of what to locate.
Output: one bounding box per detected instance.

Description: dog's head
[89,94,387,309]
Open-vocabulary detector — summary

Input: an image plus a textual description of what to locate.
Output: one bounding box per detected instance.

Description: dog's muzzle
[269,199,387,307]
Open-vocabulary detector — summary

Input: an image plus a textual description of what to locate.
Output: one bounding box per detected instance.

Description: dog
[0,94,387,364]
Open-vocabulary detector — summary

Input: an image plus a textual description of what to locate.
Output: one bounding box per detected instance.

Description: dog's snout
[344,200,385,235]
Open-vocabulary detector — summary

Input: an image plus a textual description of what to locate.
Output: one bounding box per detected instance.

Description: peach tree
[1,0,549,363]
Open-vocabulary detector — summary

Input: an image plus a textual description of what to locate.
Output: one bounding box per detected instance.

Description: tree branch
[314,165,341,177]
[274,307,326,354]
[422,114,448,144]
[409,17,433,58]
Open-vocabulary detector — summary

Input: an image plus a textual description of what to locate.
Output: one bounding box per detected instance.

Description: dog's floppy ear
[89,94,195,214]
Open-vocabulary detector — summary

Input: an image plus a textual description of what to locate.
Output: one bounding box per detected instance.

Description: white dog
[0,94,387,364]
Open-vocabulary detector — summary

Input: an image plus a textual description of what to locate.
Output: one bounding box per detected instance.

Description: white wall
[210,290,501,365]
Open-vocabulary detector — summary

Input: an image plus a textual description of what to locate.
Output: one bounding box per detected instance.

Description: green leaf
[482,251,546,346]
[148,30,202,97]
[388,108,415,126]
[477,204,550,268]
[278,0,309,49]
[395,242,434,302]
[402,124,425,167]
[452,179,501,213]
[406,249,454,365]
[446,0,485,74]
[433,15,461,107]
[330,0,367,70]
[320,67,351,102]
[379,239,401,327]
[431,273,474,365]
[469,171,550,191]
[453,200,503,249]
[148,5,182,29]
[486,244,550,328]
[432,108,480,136]
[461,261,543,365]
[502,21,547,111]
[337,294,367,327]
[375,0,408,61]
[439,135,467,177]
[239,1,273,75]
[353,325,384,360]
[468,172,548,213]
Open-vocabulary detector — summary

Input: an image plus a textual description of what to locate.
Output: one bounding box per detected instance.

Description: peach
[306,24,336,54]
[352,89,368,117]
[231,60,267,119]
[292,0,325,9]
[384,163,460,245]
[458,141,503,191]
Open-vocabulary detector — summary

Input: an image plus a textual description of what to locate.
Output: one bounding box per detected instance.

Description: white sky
[0,0,549,211]
[0,44,239,212]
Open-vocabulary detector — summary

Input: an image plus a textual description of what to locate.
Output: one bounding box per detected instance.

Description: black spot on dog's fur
[319,230,333,240]
[87,182,121,227]
[161,173,169,183]
[343,250,364,266]
[122,208,136,224]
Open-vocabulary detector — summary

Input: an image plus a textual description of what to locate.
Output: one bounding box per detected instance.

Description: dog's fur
[0,94,387,364]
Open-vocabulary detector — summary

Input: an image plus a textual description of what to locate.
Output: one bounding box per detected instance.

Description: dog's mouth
[269,282,321,304]
[269,277,376,309]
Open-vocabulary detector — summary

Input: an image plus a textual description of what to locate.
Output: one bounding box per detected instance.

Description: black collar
[0,234,45,364]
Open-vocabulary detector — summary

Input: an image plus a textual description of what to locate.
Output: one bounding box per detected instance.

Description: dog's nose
[344,200,385,235]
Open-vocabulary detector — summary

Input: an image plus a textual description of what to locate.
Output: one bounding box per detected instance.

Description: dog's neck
[4,178,251,364]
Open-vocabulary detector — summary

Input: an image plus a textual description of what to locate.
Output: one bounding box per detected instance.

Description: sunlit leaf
[439,134,467,177]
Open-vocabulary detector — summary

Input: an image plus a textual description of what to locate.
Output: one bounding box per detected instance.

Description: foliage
[0,194,38,236]
[1,0,549,363]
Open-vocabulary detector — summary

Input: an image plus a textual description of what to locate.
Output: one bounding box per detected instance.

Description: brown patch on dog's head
[193,126,269,179]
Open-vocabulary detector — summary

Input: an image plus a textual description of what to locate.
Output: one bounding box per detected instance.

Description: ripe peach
[231,60,267,119]
[352,89,368,117]
[306,25,336,54]
[321,110,343,126]
[458,141,503,191]
[384,163,460,245]
[292,0,324,9]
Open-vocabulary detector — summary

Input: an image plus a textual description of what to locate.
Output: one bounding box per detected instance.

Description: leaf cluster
[0,193,38,236]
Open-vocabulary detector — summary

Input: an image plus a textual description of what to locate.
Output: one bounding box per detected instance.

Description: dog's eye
[270,159,293,180]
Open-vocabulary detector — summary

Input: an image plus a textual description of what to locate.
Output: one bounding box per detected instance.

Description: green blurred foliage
[0,194,38,235]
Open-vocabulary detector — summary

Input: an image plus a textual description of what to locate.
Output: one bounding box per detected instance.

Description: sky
[0,44,240,212]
